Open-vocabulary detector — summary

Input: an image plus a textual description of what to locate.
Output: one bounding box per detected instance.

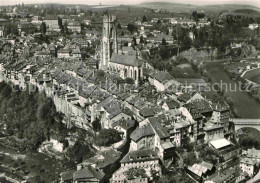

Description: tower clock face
[103,37,107,42]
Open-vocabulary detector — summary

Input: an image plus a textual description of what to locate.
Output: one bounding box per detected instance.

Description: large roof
[130,124,154,142]
[121,149,159,163]
[110,53,142,67]
[112,120,136,131]
[151,71,173,83]
[60,170,74,181]
[210,138,232,149]
[73,166,104,181]
[148,117,170,139]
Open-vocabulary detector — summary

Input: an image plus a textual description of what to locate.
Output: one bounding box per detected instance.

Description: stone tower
[101,14,118,69]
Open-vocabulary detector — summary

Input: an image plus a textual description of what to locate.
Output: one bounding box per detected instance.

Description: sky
[0,0,260,7]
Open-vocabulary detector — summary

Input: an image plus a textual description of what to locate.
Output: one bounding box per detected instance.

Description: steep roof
[73,166,104,181]
[130,124,154,142]
[139,107,155,118]
[112,120,136,131]
[121,149,159,163]
[164,100,180,109]
[60,170,74,181]
[148,117,170,139]
[152,71,173,83]
[110,53,142,67]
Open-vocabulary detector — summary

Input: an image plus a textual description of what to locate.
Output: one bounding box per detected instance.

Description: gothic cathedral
[101,14,118,69]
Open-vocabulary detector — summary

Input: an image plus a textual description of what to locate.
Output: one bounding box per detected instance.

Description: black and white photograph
[0,0,260,182]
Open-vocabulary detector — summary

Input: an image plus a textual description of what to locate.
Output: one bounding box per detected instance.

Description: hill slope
[136,2,260,14]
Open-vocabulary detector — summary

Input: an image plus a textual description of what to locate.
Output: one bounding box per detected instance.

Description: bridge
[230,118,260,131]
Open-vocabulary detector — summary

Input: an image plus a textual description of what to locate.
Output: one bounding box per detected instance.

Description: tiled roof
[112,120,136,131]
[44,15,58,20]
[151,71,173,83]
[148,117,170,139]
[139,107,154,118]
[177,93,191,103]
[73,166,104,181]
[60,170,74,181]
[130,124,154,142]
[110,53,142,67]
[206,167,236,183]
[164,100,180,109]
[161,141,174,149]
[121,149,159,163]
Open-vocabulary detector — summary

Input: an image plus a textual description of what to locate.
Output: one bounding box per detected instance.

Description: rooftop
[130,124,155,142]
[73,166,104,181]
[210,138,232,149]
[110,53,142,67]
[121,149,159,164]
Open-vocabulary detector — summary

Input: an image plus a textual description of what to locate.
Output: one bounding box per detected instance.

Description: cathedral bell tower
[101,14,118,69]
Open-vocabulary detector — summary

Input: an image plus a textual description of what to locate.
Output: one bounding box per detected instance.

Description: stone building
[101,14,118,69]
[109,53,143,85]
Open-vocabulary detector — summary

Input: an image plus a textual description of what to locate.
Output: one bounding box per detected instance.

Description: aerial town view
[0,0,260,182]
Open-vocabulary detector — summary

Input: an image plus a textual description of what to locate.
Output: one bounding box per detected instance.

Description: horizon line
[0,1,260,8]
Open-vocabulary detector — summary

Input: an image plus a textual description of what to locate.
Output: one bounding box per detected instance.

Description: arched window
[134,70,137,80]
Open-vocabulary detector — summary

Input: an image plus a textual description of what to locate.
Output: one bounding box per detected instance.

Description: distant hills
[136,2,260,14]
[1,1,260,17]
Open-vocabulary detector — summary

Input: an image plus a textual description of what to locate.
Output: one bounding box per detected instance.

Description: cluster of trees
[127,23,138,34]
[192,11,205,22]
[157,171,194,183]
[95,129,122,147]
[66,139,94,163]
[3,22,19,36]
[0,82,68,151]
[239,128,260,149]
[196,145,225,165]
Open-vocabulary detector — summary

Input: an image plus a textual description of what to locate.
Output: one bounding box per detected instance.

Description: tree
[183,152,198,166]
[92,118,101,132]
[140,35,144,44]
[117,23,122,29]
[182,136,194,152]
[63,21,69,35]
[192,11,199,22]
[67,140,94,163]
[142,15,147,22]
[125,78,135,85]
[162,38,167,45]
[95,129,122,146]
[4,22,18,36]
[127,23,137,34]
[132,37,137,46]
[40,22,47,34]
[58,17,62,29]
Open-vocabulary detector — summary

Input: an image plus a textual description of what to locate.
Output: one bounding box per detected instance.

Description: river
[205,61,260,118]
